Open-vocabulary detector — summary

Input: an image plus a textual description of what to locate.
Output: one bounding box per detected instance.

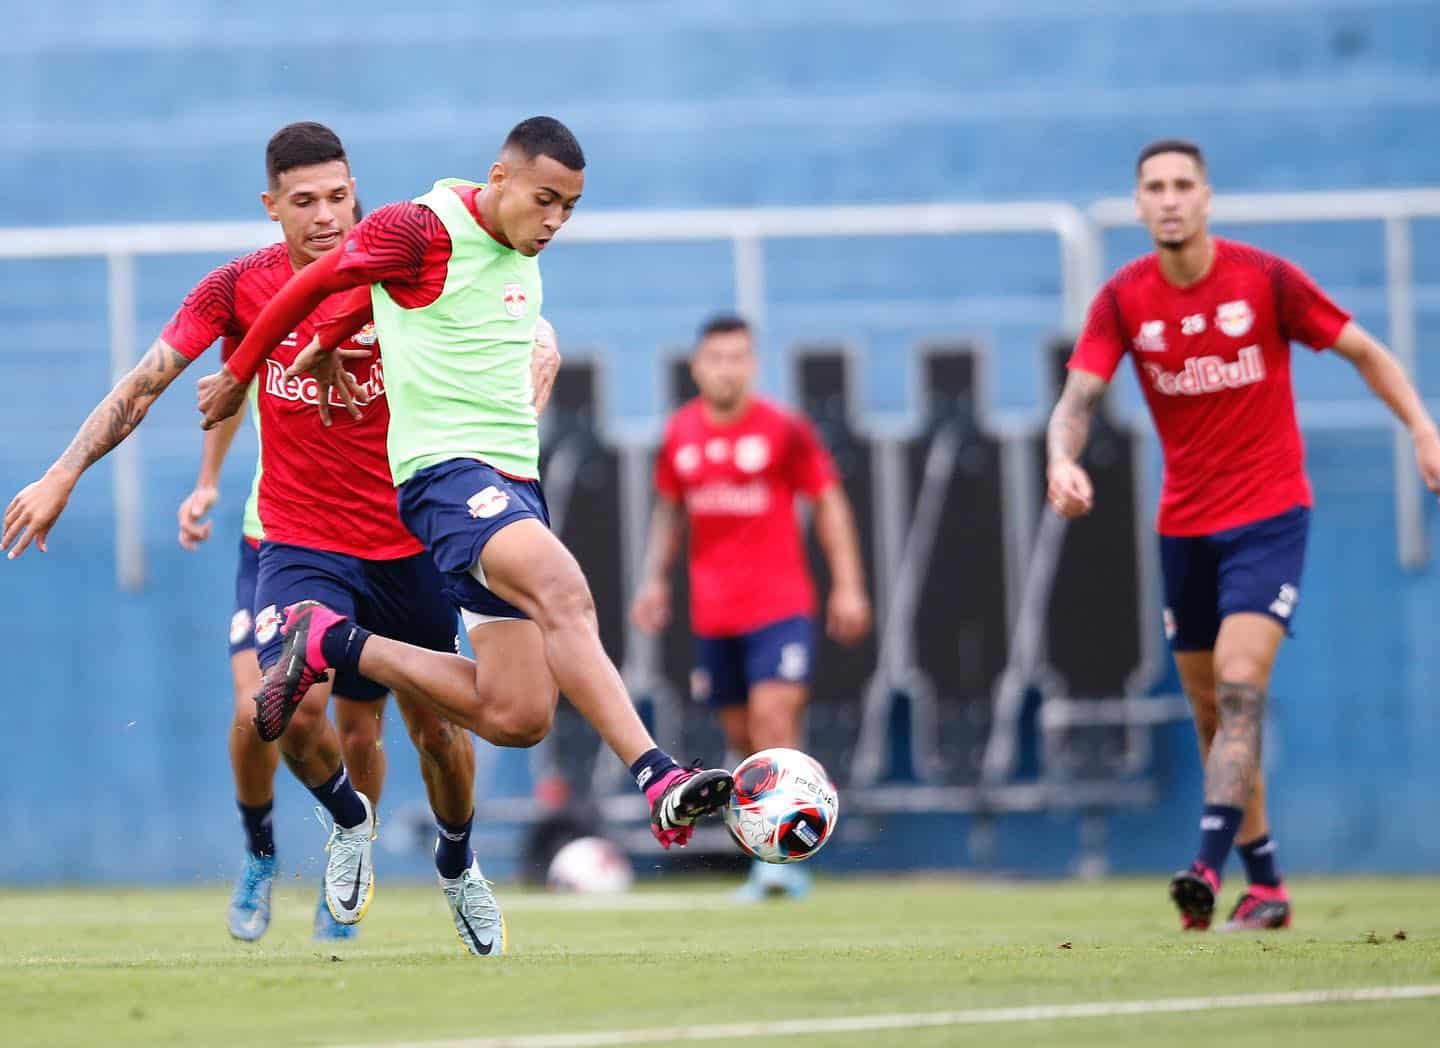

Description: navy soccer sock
[308,765,368,829]
[238,799,275,859]
[434,812,475,880]
[1195,803,1244,876]
[320,621,372,678]
[629,748,681,794]
[1237,834,1282,888]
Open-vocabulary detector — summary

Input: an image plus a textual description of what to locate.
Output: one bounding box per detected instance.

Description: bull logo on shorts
[779,642,808,681]
[254,604,281,645]
[467,486,510,519]
[503,283,528,319]
[229,609,253,646]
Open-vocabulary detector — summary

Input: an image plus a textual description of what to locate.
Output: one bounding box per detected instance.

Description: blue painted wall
[2,1,1438,882]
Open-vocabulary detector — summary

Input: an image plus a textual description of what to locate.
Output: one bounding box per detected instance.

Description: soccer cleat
[1169,862,1220,931]
[226,852,276,941]
[1221,884,1292,931]
[440,857,507,957]
[313,883,359,941]
[252,600,343,742]
[322,791,376,925]
[733,859,812,903]
[648,763,734,849]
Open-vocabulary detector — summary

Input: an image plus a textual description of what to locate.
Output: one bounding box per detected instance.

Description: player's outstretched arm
[4,338,191,559]
[813,483,873,645]
[198,247,360,429]
[1045,369,1108,518]
[1331,322,1440,498]
[178,408,244,550]
[630,497,685,634]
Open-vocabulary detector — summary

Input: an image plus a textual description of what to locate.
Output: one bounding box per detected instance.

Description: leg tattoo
[1203,681,1265,807]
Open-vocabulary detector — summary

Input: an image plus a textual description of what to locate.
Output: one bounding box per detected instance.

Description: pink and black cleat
[1220,884,1292,931]
[251,600,346,742]
[647,762,734,849]
[1169,862,1220,931]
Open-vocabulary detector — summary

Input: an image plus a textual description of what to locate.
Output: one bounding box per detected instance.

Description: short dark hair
[1136,138,1206,177]
[502,116,586,171]
[697,313,751,343]
[266,122,348,187]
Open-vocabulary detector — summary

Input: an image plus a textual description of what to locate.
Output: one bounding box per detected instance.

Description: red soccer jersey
[162,243,421,560]
[656,397,839,637]
[1070,237,1351,536]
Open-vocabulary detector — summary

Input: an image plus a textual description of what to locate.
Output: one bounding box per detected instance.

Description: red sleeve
[1273,257,1352,351]
[223,247,360,383]
[334,202,447,289]
[160,262,242,360]
[654,423,682,500]
[315,287,374,352]
[1069,282,1128,381]
[790,415,839,498]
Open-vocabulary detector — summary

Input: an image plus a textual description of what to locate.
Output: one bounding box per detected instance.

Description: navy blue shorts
[229,537,260,657]
[253,542,459,701]
[691,615,815,708]
[1159,505,1309,652]
[397,458,551,630]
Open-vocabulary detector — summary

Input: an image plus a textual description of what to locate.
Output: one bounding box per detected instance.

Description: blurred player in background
[631,314,871,900]
[3,124,496,954]
[1046,138,1440,931]
[197,116,736,868]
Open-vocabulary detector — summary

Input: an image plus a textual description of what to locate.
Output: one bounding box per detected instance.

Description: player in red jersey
[631,314,871,899]
[1047,139,1440,931]
[1,123,497,951]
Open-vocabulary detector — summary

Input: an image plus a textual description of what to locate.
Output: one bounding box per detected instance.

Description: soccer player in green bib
[201,118,734,878]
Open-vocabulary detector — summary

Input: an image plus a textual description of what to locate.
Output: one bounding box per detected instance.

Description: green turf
[3,876,1438,1047]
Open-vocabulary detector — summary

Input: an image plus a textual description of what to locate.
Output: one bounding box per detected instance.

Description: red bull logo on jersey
[263,359,386,410]
[352,323,378,347]
[1141,345,1265,397]
[1133,320,1167,353]
[1216,299,1255,338]
[503,283,528,319]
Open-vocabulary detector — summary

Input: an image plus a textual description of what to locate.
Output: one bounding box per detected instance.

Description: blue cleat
[733,860,812,903]
[227,853,276,941]
[313,882,359,941]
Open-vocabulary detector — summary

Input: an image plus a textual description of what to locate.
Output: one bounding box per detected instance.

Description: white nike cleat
[323,792,376,926]
[440,857,506,957]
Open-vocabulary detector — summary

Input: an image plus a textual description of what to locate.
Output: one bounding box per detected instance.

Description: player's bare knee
[530,567,596,631]
[410,717,470,768]
[482,702,552,748]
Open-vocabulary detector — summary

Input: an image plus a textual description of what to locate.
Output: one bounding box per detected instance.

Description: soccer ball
[722,748,839,864]
[546,836,634,894]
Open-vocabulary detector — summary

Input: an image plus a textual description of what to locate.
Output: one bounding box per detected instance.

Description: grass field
[4,876,1439,1047]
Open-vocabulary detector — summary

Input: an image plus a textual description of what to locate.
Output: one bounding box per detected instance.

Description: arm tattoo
[1046,372,1106,465]
[1203,682,1266,807]
[58,342,190,475]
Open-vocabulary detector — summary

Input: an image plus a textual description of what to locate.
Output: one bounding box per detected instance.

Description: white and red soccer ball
[722,748,839,864]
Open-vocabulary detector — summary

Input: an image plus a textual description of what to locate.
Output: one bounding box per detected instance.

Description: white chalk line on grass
[336,984,1440,1048]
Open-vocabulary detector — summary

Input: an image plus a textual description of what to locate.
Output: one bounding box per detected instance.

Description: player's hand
[531,316,561,415]
[826,583,872,645]
[1414,425,1440,499]
[284,337,370,427]
[1047,458,1094,518]
[177,485,219,550]
[2,467,76,560]
[197,369,249,431]
[630,575,671,634]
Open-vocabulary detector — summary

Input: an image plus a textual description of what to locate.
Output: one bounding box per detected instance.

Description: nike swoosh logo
[458,911,493,955]
[340,862,364,913]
